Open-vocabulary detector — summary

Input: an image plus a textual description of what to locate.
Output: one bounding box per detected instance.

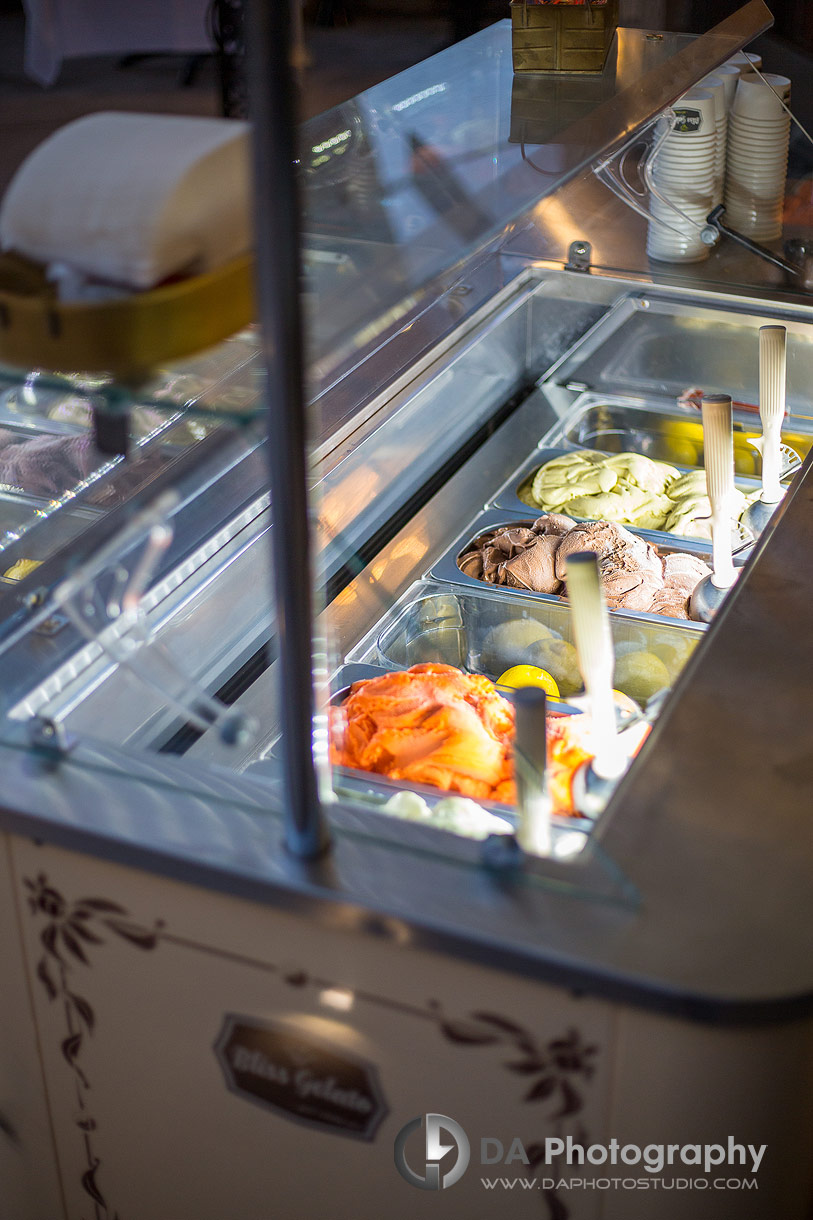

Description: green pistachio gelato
[526,450,750,539]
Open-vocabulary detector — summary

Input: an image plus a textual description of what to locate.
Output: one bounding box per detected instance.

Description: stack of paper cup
[647,90,716,264]
[700,75,729,206]
[725,73,791,241]
[708,63,741,109]
[727,51,763,76]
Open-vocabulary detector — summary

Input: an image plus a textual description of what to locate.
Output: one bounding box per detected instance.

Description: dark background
[0,0,810,197]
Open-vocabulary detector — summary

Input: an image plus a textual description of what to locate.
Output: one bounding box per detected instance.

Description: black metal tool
[702,204,813,287]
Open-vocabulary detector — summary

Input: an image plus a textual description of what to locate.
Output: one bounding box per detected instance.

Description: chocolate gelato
[554,520,664,612]
[0,429,99,498]
[458,515,712,621]
[0,427,167,504]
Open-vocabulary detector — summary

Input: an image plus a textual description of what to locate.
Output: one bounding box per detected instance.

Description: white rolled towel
[0,112,252,291]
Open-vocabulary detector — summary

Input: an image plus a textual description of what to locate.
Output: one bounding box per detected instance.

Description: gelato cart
[1,3,813,1218]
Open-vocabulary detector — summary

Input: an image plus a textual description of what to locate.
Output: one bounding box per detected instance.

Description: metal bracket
[565,240,592,272]
[33,611,69,638]
[27,716,75,767]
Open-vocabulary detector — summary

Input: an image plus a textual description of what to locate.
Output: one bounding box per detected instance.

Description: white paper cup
[727,220,782,241]
[722,110,786,125]
[651,173,714,193]
[647,228,700,249]
[726,205,783,224]
[726,157,788,177]
[658,136,716,150]
[653,161,715,179]
[647,229,707,251]
[662,128,716,142]
[651,182,714,206]
[727,51,762,74]
[724,207,780,225]
[728,129,791,150]
[724,185,785,238]
[699,78,729,205]
[655,145,716,166]
[670,90,717,138]
[727,143,789,170]
[727,161,787,182]
[726,177,787,197]
[647,240,709,265]
[650,204,711,232]
[704,64,740,110]
[726,216,784,237]
[728,141,789,162]
[725,181,784,202]
[650,187,711,211]
[653,165,712,180]
[654,155,716,172]
[651,205,712,226]
[722,125,786,142]
[652,171,715,188]
[728,142,790,164]
[732,74,791,120]
[728,122,791,140]
[701,76,727,118]
[726,186,785,209]
[647,206,708,227]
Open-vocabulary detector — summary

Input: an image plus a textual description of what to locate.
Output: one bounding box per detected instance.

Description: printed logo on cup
[672,108,703,134]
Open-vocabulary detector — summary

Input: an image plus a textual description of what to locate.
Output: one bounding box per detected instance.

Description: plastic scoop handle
[514,687,550,857]
[565,551,624,780]
[759,324,786,504]
[702,394,736,589]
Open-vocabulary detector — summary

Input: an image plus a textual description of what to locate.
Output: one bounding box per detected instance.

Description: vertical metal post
[244,0,329,858]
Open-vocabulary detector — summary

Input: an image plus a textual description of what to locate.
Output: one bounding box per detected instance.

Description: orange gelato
[330,663,596,814]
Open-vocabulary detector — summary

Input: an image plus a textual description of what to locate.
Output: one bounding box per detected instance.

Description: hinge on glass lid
[27,716,75,767]
[565,241,592,272]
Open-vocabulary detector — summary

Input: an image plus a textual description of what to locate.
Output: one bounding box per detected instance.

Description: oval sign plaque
[214,1013,388,1141]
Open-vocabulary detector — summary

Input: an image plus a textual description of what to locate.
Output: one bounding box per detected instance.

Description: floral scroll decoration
[24,875,598,1220]
[433,1003,597,1220]
[285,968,599,1220]
[25,873,164,1220]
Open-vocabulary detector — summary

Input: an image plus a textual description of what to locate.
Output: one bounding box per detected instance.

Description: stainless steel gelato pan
[250,662,594,839]
[348,579,702,708]
[429,508,712,630]
[542,392,813,478]
[489,444,764,545]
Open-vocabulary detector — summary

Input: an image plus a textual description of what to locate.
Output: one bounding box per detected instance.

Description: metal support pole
[244,0,330,859]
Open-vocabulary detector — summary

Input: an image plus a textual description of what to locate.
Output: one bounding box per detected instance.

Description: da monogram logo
[394,1113,470,1190]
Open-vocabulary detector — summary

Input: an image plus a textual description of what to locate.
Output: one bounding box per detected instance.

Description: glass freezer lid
[301,3,772,392]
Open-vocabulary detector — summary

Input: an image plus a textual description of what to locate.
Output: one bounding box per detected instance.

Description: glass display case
[3,4,813,1218]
